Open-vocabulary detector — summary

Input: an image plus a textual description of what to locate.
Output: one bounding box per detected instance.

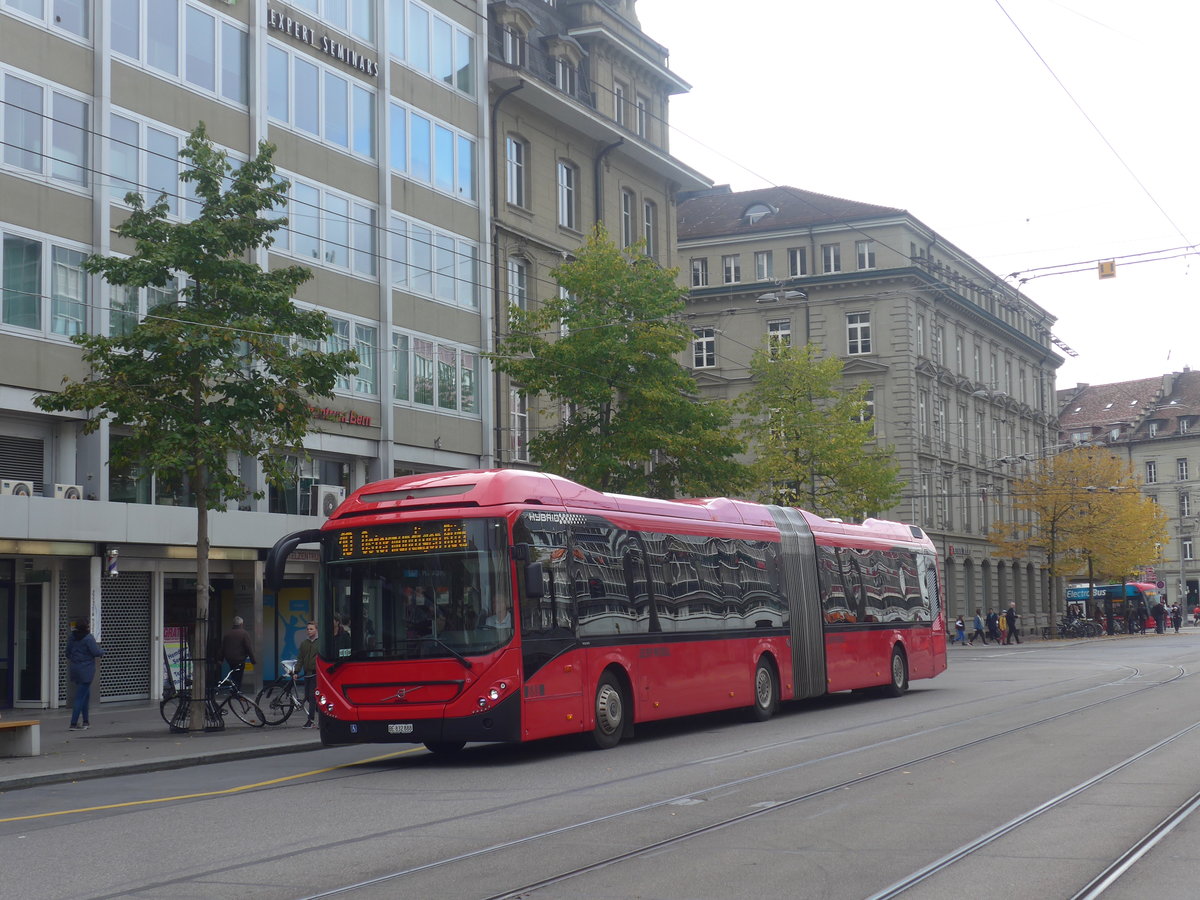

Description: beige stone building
[1058,369,1200,608]
[487,0,707,464]
[677,185,1066,630]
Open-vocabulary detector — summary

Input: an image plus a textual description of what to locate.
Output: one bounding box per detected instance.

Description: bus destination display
[334,522,470,559]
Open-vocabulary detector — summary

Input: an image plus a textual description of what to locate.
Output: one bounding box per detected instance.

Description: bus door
[515,518,585,739]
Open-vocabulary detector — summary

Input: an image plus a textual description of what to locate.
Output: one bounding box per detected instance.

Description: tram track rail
[290,664,1193,900]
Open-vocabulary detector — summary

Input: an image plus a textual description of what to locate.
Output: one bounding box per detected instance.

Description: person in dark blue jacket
[66,618,104,730]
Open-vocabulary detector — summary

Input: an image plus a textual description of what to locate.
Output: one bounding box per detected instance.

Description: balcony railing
[489,35,597,109]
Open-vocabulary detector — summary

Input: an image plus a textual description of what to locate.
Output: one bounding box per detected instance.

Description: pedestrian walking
[1172,604,1182,633]
[954,615,966,645]
[220,616,256,690]
[970,609,987,645]
[294,620,319,728]
[986,608,1002,644]
[998,608,1008,644]
[66,618,104,730]
[1004,602,1022,644]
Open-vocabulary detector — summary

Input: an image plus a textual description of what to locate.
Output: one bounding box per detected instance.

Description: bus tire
[880,647,909,697]
[749,657,779,721]
[585,672,626,750]
[424,741,466,757]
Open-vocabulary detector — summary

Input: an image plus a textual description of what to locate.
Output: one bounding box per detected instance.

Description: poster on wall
[163,626,187,693]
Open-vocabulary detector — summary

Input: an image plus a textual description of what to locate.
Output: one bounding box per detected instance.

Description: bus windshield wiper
[426,637,474,669]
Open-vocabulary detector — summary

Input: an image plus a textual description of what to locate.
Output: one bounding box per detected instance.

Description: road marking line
[0,748,419,824]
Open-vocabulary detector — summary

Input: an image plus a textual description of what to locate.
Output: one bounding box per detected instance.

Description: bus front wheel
[880,647,909,697]
[585,673,626,750]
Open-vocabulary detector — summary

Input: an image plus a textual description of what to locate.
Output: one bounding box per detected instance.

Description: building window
[555,58,577,96]
[266,41,374,158]
[294,0,374,41]
[1185,538,1195,561]
[389,214,479,308]
[1181,492,1191,518]
[620,189,635,247]
[4,0,88,36]
[821,243,841,273]
[613,80,627,127]
[1149,421,1160,437]
[858,388,876,437]
[915,315,925,357]
[690,258,708,288]
[507,257,529,309]
[389,0,475,94]
[557,161,578,230]
[847,312,871,354]
[692,327,716,368]
[275,177,376,277]
[722,254,741,284]
[643,200,657,258]
[933,325,945,365]
[511,389,529,461]
[505,135,526,207]
[389,102,476,201]
[501,25,526,67]
[918,390,929,438]
[2,71,89,187]
[856,239,876,269]
[1179,458,1190,481]
[787,247,807,277]
[1146,460,1158,484]
[754,250,774,282]
[1182,418,1192,434]
[392,331,479,415]
[2,229,91,337]
[110,1,249,105]
[635,94,648,138]
[767,319,791,356]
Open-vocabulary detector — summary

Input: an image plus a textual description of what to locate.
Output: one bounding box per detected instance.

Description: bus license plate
[388,723,414,734]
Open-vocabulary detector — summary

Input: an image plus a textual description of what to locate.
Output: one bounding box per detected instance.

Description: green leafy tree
[34,124,357,718]
[493,225,748,498]
[736,342,902,520]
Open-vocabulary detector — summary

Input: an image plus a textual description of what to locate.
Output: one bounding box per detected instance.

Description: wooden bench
[0,719,41,757]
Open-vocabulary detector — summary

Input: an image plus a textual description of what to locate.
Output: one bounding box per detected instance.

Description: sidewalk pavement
[0,699,322,793]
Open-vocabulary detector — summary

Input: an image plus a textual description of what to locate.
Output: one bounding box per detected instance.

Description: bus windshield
[324,518,512,662]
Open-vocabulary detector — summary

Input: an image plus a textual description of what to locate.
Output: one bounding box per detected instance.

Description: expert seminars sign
[267,8,379,77]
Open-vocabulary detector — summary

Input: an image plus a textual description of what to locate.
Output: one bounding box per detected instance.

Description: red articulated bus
[266,469,947,754]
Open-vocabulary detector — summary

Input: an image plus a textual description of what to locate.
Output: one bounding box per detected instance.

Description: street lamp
[756,287,810,343]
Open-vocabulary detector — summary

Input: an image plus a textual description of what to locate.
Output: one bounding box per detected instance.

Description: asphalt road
[5,633,1200,900]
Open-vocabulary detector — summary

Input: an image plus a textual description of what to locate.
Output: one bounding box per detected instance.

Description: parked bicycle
[255,659,305,726]
[161,664,266,731]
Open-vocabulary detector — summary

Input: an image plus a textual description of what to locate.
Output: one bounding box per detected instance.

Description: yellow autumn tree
[991,448,1167,606]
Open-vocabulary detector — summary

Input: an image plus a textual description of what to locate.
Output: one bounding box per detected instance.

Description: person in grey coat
[67,618,104,730]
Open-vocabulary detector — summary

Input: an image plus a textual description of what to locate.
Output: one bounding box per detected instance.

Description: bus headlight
[488,688,501,701]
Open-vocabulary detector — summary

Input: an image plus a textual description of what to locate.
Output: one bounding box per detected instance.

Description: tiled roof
[677,185,907,240]
[1057,377,1165,431]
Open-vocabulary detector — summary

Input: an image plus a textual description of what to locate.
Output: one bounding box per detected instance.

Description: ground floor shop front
[0,550,318,711]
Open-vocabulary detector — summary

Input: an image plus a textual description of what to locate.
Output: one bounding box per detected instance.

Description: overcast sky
[637,0,1198,389]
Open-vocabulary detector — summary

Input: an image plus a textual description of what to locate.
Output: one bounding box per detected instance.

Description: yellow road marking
[0,748,420,824]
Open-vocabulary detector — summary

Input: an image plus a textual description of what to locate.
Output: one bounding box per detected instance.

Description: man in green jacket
[294,621,319,728]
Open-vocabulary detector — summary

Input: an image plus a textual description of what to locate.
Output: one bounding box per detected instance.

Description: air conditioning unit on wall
[54,483,83,500]
[1,480,34,496]
[311,484,346,518]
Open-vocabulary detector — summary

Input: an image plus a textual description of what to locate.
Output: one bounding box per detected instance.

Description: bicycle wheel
[161,693,190,730]
[226,694,266,727]
[256,682,297,726]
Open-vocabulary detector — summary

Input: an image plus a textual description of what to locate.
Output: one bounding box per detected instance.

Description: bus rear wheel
[749,657,779,721]
[880,647,909,697]
[585,673,626,750]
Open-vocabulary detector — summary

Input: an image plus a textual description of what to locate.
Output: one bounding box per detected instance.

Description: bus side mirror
[525,562,544,599]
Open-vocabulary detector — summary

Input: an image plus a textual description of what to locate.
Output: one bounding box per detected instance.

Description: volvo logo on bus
[387,723,414,734]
